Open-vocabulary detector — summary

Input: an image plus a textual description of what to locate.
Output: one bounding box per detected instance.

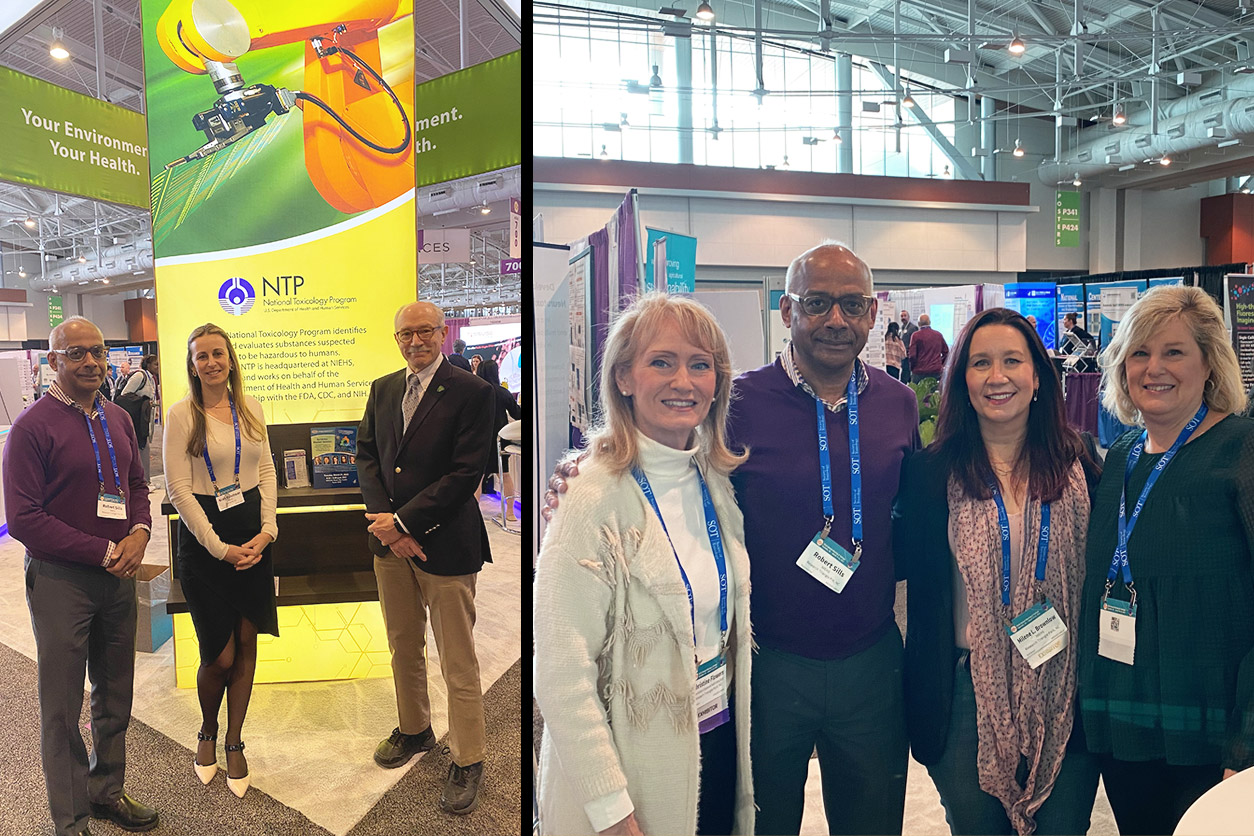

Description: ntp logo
[218,277,255,316]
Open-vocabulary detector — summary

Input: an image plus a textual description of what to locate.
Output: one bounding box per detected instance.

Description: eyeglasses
[395,326,441,343]
[785,292,875,319]
[53,345,107,362]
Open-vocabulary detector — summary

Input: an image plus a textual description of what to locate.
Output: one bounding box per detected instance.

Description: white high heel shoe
[194,731,218,785]
[225,742,250,798]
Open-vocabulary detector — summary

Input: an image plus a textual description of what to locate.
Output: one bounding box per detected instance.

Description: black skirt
[176,486,279,664]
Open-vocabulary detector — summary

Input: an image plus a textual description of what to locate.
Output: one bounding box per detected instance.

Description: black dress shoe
[439,761,484,815]
[373,726,435,768]
[89,793,159,832]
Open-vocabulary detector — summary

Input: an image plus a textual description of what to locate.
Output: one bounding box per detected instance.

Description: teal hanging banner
[644,228,698,293]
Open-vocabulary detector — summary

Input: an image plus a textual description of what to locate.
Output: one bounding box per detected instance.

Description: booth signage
[1055,190,1080,248]
[0,65,150,208]
[510,197,522,258]
[417,228,471,264]
[48,295,63,328]
[1227,274,1254,389]
[644,228,697,293]
[501,258,521,275]
[414,51,521,188]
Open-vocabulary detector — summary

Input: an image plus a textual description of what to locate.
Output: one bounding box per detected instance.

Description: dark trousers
[25,555,137,836]
[1097,755,1222,835]
[887,366,902,380]
[900,357,911,384]
[751,626,908,836]
[697,699,737,836]
[925,656,1099,835]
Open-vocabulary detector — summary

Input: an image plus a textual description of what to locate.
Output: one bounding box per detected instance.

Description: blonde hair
[1100,284,1247,425]
[586,292,747,476]
[184,323,266,457]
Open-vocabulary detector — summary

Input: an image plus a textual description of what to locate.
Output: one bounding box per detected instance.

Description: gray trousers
[25,555,137,836]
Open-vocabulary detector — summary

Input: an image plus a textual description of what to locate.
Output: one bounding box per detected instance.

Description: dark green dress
[1079,414,1254,771]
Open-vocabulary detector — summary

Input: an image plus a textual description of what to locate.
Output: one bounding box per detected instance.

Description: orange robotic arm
[156,0,415,213]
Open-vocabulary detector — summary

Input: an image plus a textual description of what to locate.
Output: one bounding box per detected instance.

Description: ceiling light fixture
[620,113,630,129]
[23,217,35,228]
[1112,105,1126,126]
[599,144,609,160]
[833,128,843,143]
[1073,174,1082,186]
[479,200,492,214]
[18,270,26,278]
[695,1,714,21]
[49,27,68,60]
[1008,36,1026,56]
[1013,138,1025,157]
[649,65,662,88]
[781,154,790,170]
[1159,155,1171,166]
[902,88,916,108]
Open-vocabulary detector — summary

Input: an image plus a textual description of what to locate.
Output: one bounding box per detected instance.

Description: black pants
[1097,755,1222,835]
[697,700,737,836]
[887,366,901,380]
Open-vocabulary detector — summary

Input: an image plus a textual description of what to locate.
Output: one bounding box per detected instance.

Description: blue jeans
[925,653,1099,836]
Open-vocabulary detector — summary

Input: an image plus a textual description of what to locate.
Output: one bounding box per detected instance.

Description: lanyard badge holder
[1099,403,1208,666]
[990,483,1067,668]
[797,370,863,594]
[204,395,245,511]
[633,465,731,733]
[86,401,127,520]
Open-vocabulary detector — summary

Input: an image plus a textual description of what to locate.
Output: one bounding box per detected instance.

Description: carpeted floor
[347,658,521,836]
[0,642,521,835]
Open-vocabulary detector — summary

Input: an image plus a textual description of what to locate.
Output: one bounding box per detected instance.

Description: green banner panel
[0,65,149,208]
[1055,190,1080,248]
[414,51,521,188]
[48,296,63,328]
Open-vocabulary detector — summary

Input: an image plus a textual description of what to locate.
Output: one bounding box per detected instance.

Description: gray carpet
[0,641,521,835]
[0,641,333,836]
[347,658,522,836]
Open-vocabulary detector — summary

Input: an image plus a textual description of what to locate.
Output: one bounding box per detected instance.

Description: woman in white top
[534,293,755,836]
[163,324,278,799]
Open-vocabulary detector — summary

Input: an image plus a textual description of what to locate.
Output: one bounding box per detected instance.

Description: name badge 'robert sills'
[797,532,860,594]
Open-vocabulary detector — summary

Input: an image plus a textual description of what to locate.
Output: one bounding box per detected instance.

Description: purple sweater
[728,358,919,659]
[3,395,150,567]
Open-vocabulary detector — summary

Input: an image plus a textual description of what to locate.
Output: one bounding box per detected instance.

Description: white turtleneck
[636,431,734,666]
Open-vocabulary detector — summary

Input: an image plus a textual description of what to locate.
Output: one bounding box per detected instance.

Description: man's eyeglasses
[53,345,107,362]
[785,293,875,319]
[395,326,441,343]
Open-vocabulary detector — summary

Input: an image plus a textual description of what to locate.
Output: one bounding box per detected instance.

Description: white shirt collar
[406,354,443,391]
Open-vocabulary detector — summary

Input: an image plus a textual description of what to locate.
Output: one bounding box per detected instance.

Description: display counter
[162,480,393,687]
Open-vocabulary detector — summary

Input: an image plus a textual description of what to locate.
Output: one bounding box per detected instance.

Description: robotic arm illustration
[156,0,415,213]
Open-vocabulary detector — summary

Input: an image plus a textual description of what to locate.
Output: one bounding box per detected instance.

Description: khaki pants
[374,554,486,766]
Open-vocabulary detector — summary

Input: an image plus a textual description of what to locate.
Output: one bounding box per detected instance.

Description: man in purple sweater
[728,243,918,835]
[3,317,158,836]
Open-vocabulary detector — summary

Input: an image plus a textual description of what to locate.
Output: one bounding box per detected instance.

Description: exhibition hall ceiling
[0,0,521,310]
[540,0,1254,190]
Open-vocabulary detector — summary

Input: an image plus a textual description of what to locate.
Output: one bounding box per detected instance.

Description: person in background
[449,339,473,372]
[900,309,920,383]
[476,358,521,512]
[163,324,278,799]
[1078,284,1254,835]
[470,354,482,374]
[3,316,156,836]
[1059,313,1097,374]
[908,313,950,383]
[885,321,906,380]
[894,308,1101,835]
[356,302,496,815]
[535,292,754,836]
[118,356,158,482]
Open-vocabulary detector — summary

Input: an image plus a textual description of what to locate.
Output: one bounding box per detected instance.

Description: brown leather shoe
[439,761,484,815]
[89,793,158,832]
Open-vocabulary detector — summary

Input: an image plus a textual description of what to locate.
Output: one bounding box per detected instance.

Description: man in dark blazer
[356,301,495,815]
[448,339,473,371]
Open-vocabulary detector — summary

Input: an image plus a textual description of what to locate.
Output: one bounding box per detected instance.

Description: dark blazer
[448,353,473,372]
[892,439,1101,765]
[357,358,496,576]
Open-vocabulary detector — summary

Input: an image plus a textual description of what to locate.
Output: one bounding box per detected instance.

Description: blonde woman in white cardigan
[535,293,754,836]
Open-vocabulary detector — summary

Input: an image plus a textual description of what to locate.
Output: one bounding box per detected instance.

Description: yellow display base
[173,602,394,688]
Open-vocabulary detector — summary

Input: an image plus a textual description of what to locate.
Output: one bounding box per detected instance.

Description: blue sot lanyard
[632,465,729,653]
[1108,402,1208,588]
[986,479,1051,608]
[815,368,862,553]
[83,396,122,496]
[202,395,242,490]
